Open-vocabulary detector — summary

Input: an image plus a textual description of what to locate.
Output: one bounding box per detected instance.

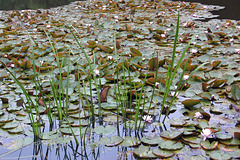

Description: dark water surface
[0,0,77,10]
[172,0,240,20]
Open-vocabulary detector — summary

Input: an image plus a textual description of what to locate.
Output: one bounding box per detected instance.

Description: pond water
[0,0,77,10]
[172,0,240,20]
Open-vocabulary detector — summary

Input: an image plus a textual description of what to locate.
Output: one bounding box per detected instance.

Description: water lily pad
[152,148,175,158]
[141,134,164,145]
[7,137,33,150]
[215,133,232,140]
[7,126,24,134]
[208,150,232,160]
[99,135,123,147]
[160,129,184,140]
[200,140,218,150]
[120,136,141,147]
[133,145,157,159]
[182,99,201,108]
[94,125,116,135]
[2,121,19,129]
[158,140,184,150]
[182,136,202,144]
[231,84,240,101]
[220,138,240,146]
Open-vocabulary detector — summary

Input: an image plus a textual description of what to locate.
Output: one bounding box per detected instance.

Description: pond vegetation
[0,0,239,159]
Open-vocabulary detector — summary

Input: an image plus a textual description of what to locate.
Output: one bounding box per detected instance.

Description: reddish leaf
[100,86,111,102]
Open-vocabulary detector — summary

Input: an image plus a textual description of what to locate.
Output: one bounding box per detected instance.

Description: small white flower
[201,128,213,141]
[142,115,153,123]
[115,19,119,23]
[46,24,51,28]
[194,112,203,119]
[234,49,240,53]
[192,14,197,18]
[33,28,37,32]
[108,56,113,60]
[94,69,100,75]
[86,24,91,27]
[183,74,189,80]
[229,38,234,42]
[10,64,15,68]
[191,48,198,54]
[155,82,159,88]
[149,22,153,24]
[161,34,165,38]
[114,16,118,19]
[195,35,199,38]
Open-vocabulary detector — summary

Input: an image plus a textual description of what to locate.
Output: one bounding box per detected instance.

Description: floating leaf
[133,145,157,159]
[100,86,110,102]
[220,138,240,146]
[141,134,164,145]
[94,125,116,135]
[231,84,240,101]
[182,99,201,108]
[21,46,29,53]
[148,57,158,70]
[120,136,141,147]
[152,148,175,158]
[130,48,142,57]
[208,150,232,160]
[160,129,184,140]
[158,140,184,150]
[200,140,218,150]
[99,135,123,147]
[215,133,232,140]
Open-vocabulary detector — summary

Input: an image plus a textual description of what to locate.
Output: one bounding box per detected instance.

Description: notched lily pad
[158,140,184,150]
[152,148,175,158]
[160,129,184,140]
[99,135,123,147]
[208,150,232,160]
[141,134,164,145]
[220,138,240,146]
[215,133,232,140]
[120,136,141,147]
[94,125,116,135]
[200,140,218,150]
[133,145,157,159]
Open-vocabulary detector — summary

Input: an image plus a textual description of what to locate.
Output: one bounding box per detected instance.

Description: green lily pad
[94,125,116,135]
[200,140,218,150]
[7,126,24,134]
[208,150,232,160]
[133,145,157,159]
[158,140,184,150]
[2,121,19,129]
[231,84,240,101]
[141,134,164,145]
[182,136,202,144]
[182,99,201,108]
[120,136,141,147]
[160,129,184,140]
[215,133,233,140]
[99,135,123,147]
[7,137,33,150]
[220,138,240,146]
[152,148,175,158]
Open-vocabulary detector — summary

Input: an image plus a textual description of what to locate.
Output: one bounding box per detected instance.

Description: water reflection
[0,0,77,10]
[172,0,240,20]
